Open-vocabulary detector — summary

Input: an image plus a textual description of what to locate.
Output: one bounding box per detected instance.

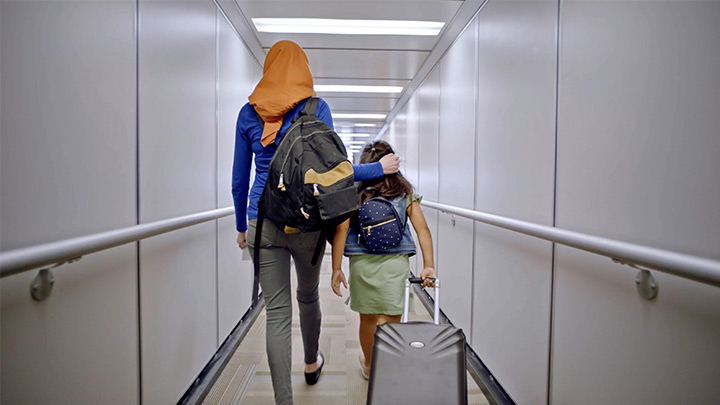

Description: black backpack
[252,98,358,300]
[356,190,407,251]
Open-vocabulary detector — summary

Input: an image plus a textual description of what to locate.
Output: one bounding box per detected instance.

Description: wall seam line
[547,1,563,404]
[436,63,442,285]
[134,0,143,403]
[470,16,480,346]
[215,6,221,350]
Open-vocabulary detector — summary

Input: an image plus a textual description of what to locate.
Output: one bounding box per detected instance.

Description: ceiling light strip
[315,85,403,94]
[340,134,372,138]
[252,18,444,36]
[333,113,386,120]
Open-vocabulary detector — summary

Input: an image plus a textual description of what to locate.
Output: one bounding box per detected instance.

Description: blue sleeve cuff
[352,161,383,182]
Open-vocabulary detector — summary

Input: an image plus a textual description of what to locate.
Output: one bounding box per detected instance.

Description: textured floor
[203,256,490,405]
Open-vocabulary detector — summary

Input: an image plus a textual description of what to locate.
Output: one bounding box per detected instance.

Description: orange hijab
[249,41,316,147]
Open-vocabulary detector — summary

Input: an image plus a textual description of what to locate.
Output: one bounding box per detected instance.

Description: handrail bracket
[30,257,82,302]
[612,258,658,300]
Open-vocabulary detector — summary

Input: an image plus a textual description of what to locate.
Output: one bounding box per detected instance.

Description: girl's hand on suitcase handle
[419,267,437,287]
[408,276,435,284]
[331,269,348,297]
[410,268,437,288]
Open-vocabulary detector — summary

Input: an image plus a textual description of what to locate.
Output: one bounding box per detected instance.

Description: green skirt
[349,254,413,315]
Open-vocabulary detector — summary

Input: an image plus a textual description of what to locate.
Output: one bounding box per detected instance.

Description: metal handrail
[0,207,235,278]
[4,200,719,288]
[421,200,720,288]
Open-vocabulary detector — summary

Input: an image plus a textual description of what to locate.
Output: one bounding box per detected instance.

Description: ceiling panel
[305,49,429,80]
[322,97,399,112]
[238,1,462,51]
[335,121,385,130]
[228,0,474,133]
[336,124,385,136]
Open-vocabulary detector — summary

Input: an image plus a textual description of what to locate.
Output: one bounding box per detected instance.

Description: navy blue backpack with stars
[357,190,407,251]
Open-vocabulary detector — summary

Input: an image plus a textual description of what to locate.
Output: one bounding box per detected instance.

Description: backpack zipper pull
[313,184,320,197]
[301,207,310,219]
[278,174,286,191]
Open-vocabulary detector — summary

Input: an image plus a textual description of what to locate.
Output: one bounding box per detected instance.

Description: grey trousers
[247,219,325,405]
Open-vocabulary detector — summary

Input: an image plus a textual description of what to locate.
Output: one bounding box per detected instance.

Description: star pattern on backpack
[357,197,405,251]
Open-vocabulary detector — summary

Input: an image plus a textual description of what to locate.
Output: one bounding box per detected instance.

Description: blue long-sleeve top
[232,97,382,232]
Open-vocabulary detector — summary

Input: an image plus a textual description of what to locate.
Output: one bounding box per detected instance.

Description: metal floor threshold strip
[179,295,266,405]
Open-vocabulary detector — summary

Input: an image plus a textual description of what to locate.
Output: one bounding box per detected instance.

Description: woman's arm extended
[331,219,350,297]
[351,153,400,181]
[408,201,436,287]
[232,108,253,234]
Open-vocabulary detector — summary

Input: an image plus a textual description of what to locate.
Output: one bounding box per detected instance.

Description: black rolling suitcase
[367,277,467,405]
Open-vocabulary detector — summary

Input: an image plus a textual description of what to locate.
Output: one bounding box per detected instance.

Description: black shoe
[304,351,324,385]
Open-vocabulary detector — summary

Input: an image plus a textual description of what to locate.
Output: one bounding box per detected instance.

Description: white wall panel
[392,105,408,159]
[385,121,396,153]
[216,11,260,341]
[387,103,418,271]
[140,224,218,403]
[217,216,254,339]
[404,97,421,273]
[436,19,478,335]
[553,2,720,403]
[0,0,137,248]
[438,19,477,211]
[417,67,441,268]
[1,247,138,404]
[471,2,557,403]
[0,1,138,403]
[137,1,218,402]
[139,0,217,223]
[403,97,420,193]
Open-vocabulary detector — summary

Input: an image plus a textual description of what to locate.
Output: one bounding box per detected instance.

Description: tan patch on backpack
[304,161,353,186]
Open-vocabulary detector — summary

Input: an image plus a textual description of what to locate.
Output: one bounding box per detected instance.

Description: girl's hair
[357,140,413,203]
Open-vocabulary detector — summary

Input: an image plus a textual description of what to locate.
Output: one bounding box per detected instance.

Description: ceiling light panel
[315,85,403,94]
[333,113,386,120]
[252,18,445,36]
[340,134,372,138]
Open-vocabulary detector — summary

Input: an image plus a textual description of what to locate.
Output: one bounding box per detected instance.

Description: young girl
[330,140,437,379]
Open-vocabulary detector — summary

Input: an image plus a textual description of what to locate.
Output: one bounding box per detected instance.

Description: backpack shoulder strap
[252,189,266,306]
[299,97,319,118]
[398,195,410,229]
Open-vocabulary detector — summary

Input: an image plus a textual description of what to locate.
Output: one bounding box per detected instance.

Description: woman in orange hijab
[231,41,399,404]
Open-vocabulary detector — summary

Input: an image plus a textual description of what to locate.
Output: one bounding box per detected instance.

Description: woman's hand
[379,153,400,174]
[331,269,348,297]
[420,267,436,288]
[237,232,247,249]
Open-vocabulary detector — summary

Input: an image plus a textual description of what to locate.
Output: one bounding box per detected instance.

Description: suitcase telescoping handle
[402,277,440,324]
